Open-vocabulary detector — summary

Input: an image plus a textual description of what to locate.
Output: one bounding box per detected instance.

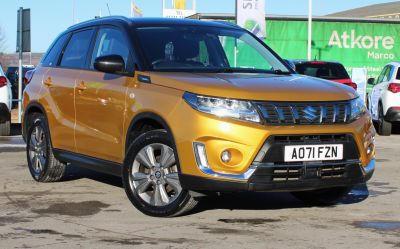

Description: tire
[0,120,10,136]
[291,186,352,206]
[123,129,198,217]
[26,113,66,182]
[377,104,392,136]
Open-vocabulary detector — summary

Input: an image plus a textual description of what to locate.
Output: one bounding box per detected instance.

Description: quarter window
[91,28,129,71]
[60,29,94,69]
[396,67,400,80]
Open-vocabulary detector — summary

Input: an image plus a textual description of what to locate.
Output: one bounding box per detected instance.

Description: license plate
[284,144,343,162]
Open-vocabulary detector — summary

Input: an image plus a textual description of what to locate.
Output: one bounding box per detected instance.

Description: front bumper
[169,102,375,192]
[180,159,375,192]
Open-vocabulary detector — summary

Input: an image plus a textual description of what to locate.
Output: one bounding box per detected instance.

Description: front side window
[135,26,290,73]
[90,28,130,70]
[42,33,69,67]
[60,29,94,69]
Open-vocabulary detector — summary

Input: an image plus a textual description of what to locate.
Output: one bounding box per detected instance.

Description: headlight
[183,92,261,123]
[349,97,367,122]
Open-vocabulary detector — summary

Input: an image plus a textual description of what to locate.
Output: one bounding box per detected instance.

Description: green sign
[264,20,399,78]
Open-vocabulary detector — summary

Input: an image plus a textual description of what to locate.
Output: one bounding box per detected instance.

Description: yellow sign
[174,0,186,10]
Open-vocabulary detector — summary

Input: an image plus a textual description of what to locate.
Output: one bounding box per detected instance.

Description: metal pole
[18,7,23,123]
[307,0,312,60]
[162,0,165,17]
[234,0,238,66]
[130,0,133,17]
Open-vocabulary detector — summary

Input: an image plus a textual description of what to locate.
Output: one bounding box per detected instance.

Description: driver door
[74,27,133,163]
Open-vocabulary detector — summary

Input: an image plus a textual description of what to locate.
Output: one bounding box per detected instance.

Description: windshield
[135,26,290,73]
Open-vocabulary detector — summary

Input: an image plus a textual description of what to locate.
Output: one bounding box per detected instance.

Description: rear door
[74,26,133,163]
[42,29,95,152]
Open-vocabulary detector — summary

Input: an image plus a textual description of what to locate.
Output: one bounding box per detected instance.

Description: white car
[368,62,400,136]
[0,65,12,136]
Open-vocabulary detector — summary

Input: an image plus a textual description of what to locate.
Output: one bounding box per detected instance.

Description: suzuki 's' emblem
[302,106,319,122]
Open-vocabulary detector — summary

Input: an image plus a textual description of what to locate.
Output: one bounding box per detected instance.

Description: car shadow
[10,123,22,136]
[61,165,369,214]
[62,164,123,188]
[190,183,369,214]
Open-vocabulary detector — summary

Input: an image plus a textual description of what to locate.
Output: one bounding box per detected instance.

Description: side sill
[53,149,122,177]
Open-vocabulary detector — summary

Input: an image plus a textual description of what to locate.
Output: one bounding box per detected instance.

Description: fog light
[221,150,231,163]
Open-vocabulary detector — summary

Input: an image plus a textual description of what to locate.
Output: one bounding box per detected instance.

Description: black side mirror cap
[94,55,125,74]
[367,78,375,85]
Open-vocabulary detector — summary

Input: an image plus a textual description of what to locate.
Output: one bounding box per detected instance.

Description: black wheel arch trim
[23,101,50,142]
[125,112,182,172]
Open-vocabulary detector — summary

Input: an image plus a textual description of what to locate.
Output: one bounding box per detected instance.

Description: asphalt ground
[0,124,399,248]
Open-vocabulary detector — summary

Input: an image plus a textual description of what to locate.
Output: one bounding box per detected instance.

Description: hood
[149,72,357,102]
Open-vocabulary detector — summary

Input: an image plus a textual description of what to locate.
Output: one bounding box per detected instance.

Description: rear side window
[60,29,94,69]
[396,68,400,80]
[295,63,350,80]
[90,28,130,70]
[42,34,68,67]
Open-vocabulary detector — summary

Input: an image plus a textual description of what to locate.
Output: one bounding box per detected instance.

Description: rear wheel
[0,119,10,136]
[377,104,392,136]
[291,187,352,206]
[26,113,66,182]
[123,129,197,217]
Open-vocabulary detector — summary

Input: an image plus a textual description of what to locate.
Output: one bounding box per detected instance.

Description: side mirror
[367,78,375,85]
[94,55,125,74]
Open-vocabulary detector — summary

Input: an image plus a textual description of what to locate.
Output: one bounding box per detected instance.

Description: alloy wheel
[129,143,182,207]
[28,125,47,174]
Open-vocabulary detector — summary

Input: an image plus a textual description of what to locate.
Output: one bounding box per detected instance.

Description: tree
[0,26,6,65]
[0,26,5,52]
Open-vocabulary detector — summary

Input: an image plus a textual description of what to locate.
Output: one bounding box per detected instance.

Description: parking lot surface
[0,126,399,249]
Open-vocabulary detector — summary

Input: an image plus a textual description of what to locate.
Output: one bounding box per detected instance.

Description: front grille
[250,162,353,184]
[255,101,351,125]
[250,134,360,184]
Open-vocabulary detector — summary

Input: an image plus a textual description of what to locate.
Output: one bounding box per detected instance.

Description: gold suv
[23,17,375,217]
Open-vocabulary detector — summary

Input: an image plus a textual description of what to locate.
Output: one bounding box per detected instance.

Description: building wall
[0,53,43,72]
[264,19,399,78]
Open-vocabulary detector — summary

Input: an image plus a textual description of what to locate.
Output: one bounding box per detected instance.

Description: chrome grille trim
[255,101,352,125]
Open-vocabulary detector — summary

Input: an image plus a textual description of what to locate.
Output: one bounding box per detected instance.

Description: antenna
[106,3,112,15]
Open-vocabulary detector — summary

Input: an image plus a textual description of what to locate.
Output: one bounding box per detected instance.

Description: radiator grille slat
[256,101,352,125]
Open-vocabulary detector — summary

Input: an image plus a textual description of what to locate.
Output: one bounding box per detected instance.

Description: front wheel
[291,186,352,206]
[122,129,198,217]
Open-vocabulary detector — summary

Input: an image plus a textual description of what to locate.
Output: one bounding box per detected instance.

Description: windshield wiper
[211,68,272,74]
[272,69,292,75]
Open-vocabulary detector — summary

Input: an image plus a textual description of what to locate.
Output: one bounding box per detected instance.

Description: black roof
[67,16,241,31]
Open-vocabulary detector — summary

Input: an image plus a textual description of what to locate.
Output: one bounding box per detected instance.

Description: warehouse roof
[327,1,400,18]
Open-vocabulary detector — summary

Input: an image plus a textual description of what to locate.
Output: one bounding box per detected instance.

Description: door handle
[76,81,87,92]
[43,77,52,86]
